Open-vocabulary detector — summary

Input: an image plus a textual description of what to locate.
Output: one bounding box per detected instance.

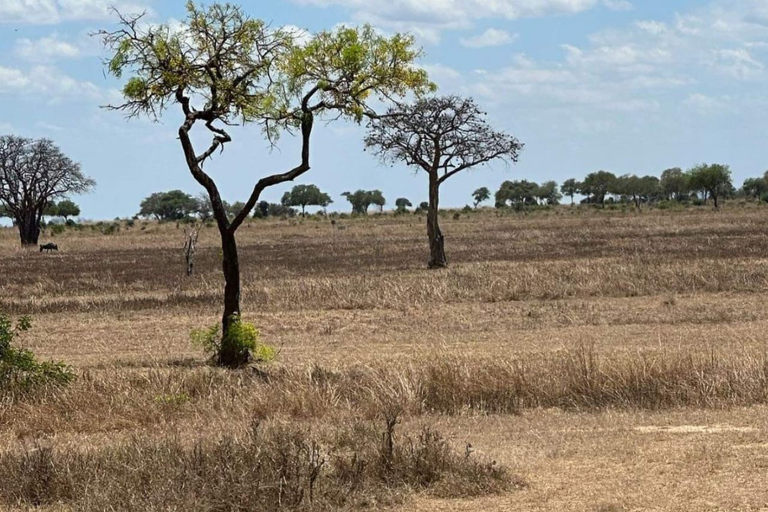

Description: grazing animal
[39,243,58,253]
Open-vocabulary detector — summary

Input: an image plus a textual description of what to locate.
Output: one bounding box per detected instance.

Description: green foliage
[284,24,434,124]
[578,171,616,206]
[191,315,276,364]
[102,3,432,133]
[341,189,385,214]
[660,168,689,201]
[395,197,412,213]
[55,199,81,220]
[560,179,580,203]
[742,176,768,200]
[139,190,197,221]
[44,202,59,217]
[49,224,66,236]
[536,180,561,205]
[687,163,733,208]
[472,187,490,208]
[281,184,332,215]
[0,314,75,392]
[609,174,660,207]
[495,180,538,209]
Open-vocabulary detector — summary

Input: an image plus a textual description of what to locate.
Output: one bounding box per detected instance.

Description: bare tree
[183,225,200,276]
[0,135,95,246]
[365,96,523,268]
[99,3,431,367]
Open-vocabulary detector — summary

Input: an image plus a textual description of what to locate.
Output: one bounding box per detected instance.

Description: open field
[2,206,768,511]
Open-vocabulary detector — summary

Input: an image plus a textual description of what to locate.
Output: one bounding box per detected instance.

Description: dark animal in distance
[40,243,58,253]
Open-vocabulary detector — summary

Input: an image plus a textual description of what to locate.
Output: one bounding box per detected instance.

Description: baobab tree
[365,95,522,268]
[0,135,94,246]
[100,2,431,367]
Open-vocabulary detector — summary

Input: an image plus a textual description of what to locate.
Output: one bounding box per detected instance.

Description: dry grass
[2,205,768,510]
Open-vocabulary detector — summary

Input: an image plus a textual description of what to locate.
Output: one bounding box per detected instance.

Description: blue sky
[1,0,767,219]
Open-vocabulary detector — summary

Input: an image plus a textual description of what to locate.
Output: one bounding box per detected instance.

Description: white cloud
[602,0,632,11]
[422,63,462,82]
[294,0,601,41]
[0,0,152,25]
[282,24,312,46]
[0,65,104,102]
[14,34,84,61]
[0,67,31,92]
[460,28,517,48]
[635,20,668,36]
[683,93,731,114]
[711,48,764,79]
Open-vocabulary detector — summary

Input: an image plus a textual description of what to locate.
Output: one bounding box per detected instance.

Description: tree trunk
[16,209,41,247]
[427,175,447,268]
[713,194,719,210]
[218,229,246,367]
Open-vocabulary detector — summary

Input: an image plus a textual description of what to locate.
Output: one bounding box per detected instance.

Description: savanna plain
[2,206,768,511]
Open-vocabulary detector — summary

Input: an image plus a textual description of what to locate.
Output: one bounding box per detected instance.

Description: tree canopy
[660,168,689,201]
[55,200,81,220]
[281,184,332,215]
[101,1,432,366]
[341,190,385,214]
[139,190,197,221]
[496,180,539,209]
[364,95,522,268]
[687,163,733,209]
[0,135,94,245]
[395,197,412,212]
[578,171,616,207]
[560,179,579,204]
[472,187,490,208]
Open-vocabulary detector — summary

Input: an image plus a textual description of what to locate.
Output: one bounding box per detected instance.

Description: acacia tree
[579,171,616,208]
[281,184,332,216]
[561,179,579,205]
[395,197,412,213]
[365,96,522,268]
[55,199,81,221]
[101,2,430,367]
[0,135,94,246]
[536,180,561,205]
[472,187,490,209]
[341,189,384,214]
[687,163,733,209]
[139,190,197,220]
[496,180,538,210]
[660,167,689,201]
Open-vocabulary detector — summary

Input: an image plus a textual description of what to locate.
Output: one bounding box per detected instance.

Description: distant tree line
[466,163,759,212]
[137,189,313,221]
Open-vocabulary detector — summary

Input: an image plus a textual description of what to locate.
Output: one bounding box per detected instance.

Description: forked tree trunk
[16,209,41,247]
[427,175,447,269]
[219,228,245,367]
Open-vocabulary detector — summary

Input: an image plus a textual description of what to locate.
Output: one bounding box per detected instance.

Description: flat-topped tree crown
[99,1,432,367]
[364,95,523,268]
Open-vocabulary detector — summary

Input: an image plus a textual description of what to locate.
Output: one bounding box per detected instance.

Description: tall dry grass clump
[0,416,514,511]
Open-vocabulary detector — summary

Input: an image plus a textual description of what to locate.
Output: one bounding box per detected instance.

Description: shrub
[191,315,276,365]
[0,314,74,394]
[49,224,66,236]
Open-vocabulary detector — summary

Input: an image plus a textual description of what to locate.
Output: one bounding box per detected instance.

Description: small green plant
[0,314,74,392]
[154,393,191,406]
[191,315,276,365]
